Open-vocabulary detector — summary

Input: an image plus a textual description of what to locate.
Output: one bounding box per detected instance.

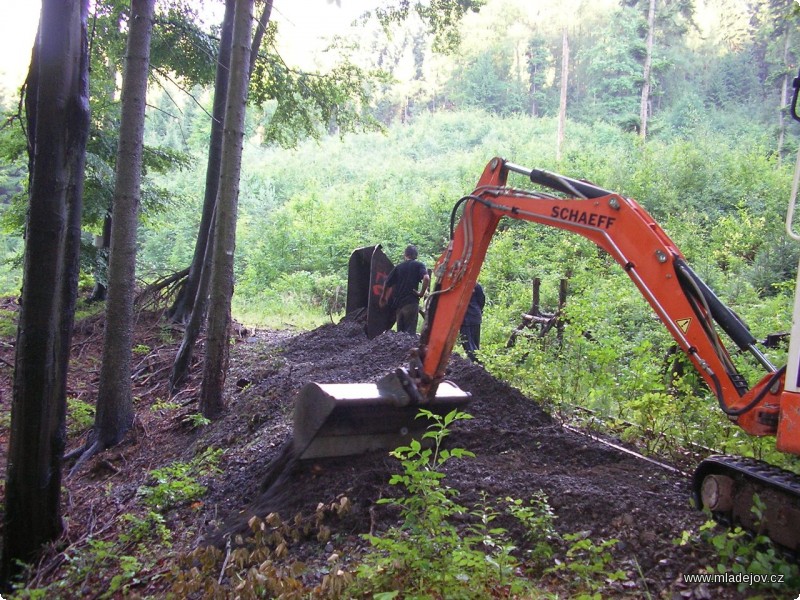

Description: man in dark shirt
[379,245,430,334]
[460,282,485,362]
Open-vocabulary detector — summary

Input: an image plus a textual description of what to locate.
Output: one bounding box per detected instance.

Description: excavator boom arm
[417,158,782,438]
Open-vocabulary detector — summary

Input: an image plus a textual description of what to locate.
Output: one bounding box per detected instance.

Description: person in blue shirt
[379,245,430,334]
[460,282,485,362]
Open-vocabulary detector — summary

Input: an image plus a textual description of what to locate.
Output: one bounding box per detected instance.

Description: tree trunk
[1,0,90,582]
[249,0,273,80]
[89,213,112,302]
[200,0,253,419]
[93,0,155,450]
[639,0,656,140]
[170,0,275,391]
[556,28,569,162]
[777,30,792,160]
[170,208,216,394]
[167,0,236,324]
[169,0,236,391]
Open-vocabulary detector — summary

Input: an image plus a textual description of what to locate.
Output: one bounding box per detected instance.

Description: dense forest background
[1,0,799,468]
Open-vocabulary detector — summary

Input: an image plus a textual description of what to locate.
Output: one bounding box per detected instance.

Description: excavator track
[693,455,800,551]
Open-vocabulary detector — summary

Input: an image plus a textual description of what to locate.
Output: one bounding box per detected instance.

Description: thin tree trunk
[249,0,273,80]
[169,0,236,391]
[92,0,155,451]
[2,0,90,582]
[639,0,656,140]
[167,0,235,323]
[170,208,216,394]
[556,28,568,162]
[200,0,253,419]
[777,31,792,160]
[89,214,112,302]
[171,0,275,390]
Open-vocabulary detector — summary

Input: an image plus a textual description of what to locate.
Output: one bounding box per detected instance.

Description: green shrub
[676,498,800,595]
[351,409,538,598]
[137,447,223,512]
[67,397,95,436]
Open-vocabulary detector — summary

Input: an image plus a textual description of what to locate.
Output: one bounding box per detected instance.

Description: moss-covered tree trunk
[1,0,90,584]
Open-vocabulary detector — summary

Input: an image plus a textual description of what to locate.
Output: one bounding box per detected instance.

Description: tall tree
[70,0,156,468]
[776,26,794,158]
[639,0,656,139]
[166,0,240,326]
[169,0,236,392]
[625,0,693,133]
[556,28,569,161]
[527,36,551,117]
[580,9,645,130]
[169,0,483,395]
[199,0,254,418]
[170,0,482,322]
[1,0,90,582]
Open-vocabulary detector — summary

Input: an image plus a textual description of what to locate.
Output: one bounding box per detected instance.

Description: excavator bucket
[292,371,471,460]
[346,245,395,339]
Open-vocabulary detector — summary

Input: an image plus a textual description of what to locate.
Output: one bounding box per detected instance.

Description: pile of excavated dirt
[197,319,742,598]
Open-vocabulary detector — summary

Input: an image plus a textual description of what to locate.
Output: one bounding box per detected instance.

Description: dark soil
[0,310,787,598]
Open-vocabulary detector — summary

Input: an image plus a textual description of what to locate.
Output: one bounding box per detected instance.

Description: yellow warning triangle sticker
[676,318,691,333]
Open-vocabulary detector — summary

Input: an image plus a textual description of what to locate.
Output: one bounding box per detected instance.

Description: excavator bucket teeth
[345,245,395,339]
[292,376,471,460]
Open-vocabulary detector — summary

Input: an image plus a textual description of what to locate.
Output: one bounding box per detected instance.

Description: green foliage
[366,0,485,52]
[547,532,627,596]
[579,8,647,131]
[132,343,151,355]
[504,493,558,567]
[73,297,106,322]
[181,411,211,429]
[249,22,383,148]
[119,510,173,549]
[66,397,95,436]
[527,36,554,117]
[447,48,528,115]
[13,510,172,599]
[350,409,638,598]
[677,499,800,595]
[150,5,218,88]
[351,409,540,598]
[0,306,17,338]
[137,447,223,511]
[151,398,181,413]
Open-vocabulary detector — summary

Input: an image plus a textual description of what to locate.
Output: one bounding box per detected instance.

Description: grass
[232,295,335,331]
[0,308,16,337]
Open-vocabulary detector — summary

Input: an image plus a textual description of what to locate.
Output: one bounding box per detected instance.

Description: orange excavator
[292,84,800,550]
